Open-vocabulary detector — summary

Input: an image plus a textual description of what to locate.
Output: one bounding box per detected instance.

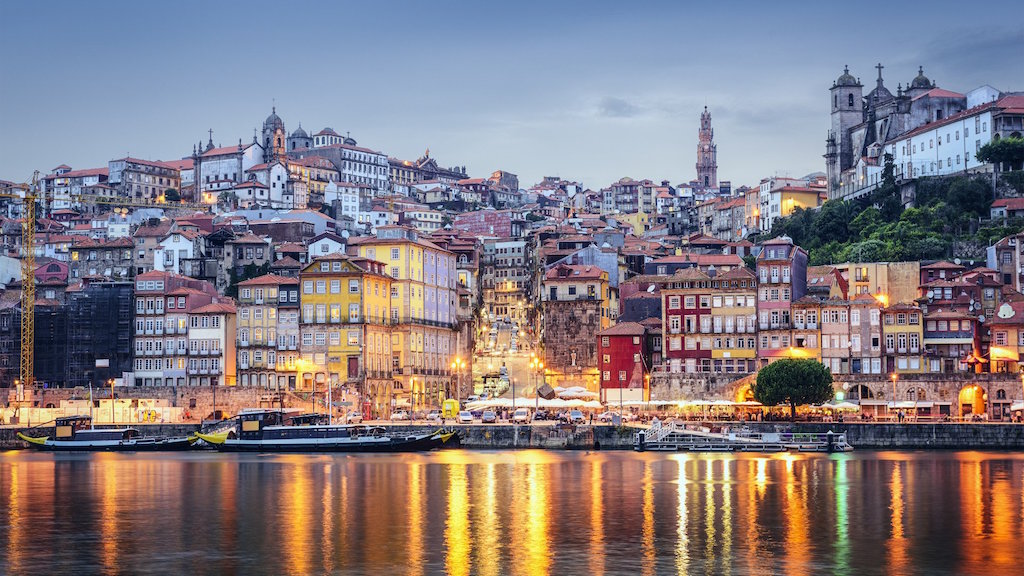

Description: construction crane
[0,175,211,390]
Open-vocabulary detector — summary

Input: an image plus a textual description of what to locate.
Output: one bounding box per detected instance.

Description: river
[1,450,1022,575]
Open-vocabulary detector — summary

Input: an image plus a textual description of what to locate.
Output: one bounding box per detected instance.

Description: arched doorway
[848,384,874,401]
[906,387,926,401]
[958,384,986,417]
[735,384,755,403]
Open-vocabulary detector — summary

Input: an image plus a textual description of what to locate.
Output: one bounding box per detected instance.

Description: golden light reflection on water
[444,464,470,576]
[590,458,606,576]
[784,455,810,576]
[406,462,424,576]
[473,463,499,576]
[281,457,312,576]
[2,451,1024,575]
[321,463,334,571]
[641,460,655,576]
[524,463,550,576]
[887,462,907,574]
[670,455,689,574]
[98,456,119,573]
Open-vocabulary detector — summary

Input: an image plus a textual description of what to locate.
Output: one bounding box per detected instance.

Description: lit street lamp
[451,357,466,404]
[530,356,544,414]
[890,372,898,421]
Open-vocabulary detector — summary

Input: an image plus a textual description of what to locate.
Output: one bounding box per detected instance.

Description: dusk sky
[2,1,1022,189]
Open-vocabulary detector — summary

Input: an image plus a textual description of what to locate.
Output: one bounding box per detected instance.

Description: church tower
[829,65,863,181]
[262,106,286,162]
[695,106,717,190]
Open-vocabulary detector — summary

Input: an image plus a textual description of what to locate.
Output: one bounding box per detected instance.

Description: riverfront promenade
[4,421,1024,450]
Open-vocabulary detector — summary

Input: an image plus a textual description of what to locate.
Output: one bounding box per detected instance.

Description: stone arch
[1010,131,1022,139]
[848,384,874,400]
[735,383,755,403]
[958,384,986,416]
[906,387,926,401]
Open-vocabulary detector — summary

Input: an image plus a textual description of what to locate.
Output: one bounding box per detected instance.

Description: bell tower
[695,106,717,191]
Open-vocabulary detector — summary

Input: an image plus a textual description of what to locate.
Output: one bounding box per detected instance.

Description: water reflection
[1,450,1023,575]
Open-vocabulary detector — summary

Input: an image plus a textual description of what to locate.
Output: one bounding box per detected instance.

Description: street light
[530,357,544,415]
[451,357,466,404]
[890,372,898,421]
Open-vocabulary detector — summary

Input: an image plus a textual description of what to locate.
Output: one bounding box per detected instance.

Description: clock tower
[696,106,718,190]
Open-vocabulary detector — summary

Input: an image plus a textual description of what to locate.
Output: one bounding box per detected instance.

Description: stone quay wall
[4,422,1024,450]
[650,371,1024,406]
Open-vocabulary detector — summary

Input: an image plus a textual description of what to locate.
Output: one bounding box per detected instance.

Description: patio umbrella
[582,400,604,409]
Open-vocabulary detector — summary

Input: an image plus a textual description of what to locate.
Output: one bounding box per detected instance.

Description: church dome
[835,65,859,87]
[263,107,284,131]
[910,66,932,89]
[291,125,308,138]
[343,136,357,145]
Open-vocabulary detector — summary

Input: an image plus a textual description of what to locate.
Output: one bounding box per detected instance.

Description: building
[68,237,134,281]
[451,209,525,238]
[834,261,920,303]
[107,157,181,202]
[291,140,390,197]
[756,236,808,366]
[297,255,393,415]
[695,107,718,191]
[349,226,460,410]
[848,293,884,375]
[597,322,651,403]
[131,271,221,386]
[482,238,530,325]
[882,303,924,374]
[188,301,237,387]
[236,274,299,390]
[541,263,613,388]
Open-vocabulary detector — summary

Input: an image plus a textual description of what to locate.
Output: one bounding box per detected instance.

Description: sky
[2,0,1023,190]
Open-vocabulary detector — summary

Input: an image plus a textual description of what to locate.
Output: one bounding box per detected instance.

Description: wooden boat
[195,410,458,453]
[17,416,198,452]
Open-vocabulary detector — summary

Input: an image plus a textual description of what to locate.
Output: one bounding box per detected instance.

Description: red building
[658,267,712,373]
[597,322,651,403]
[451,209,522,238]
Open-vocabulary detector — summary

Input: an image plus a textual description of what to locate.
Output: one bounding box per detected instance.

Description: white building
[888,93,1024,179]
[244,161,293,208]
[324,180,360,220]
[188,302,237,387]
[154,230,202,274]
[306,231,345,262]
[196,143,263,204]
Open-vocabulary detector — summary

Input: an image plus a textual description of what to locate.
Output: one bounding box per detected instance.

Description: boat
[17,416,198,452]
[634,419,854,453]
[195,410,458,453]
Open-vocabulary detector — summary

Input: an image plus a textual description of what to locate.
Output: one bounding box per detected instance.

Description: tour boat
[195,410,458,453]
[17,416,198,452]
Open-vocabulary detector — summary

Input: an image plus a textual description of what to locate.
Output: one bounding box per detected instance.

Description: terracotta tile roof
[193,301,236,314]
[237,273,298,287]
[598,321,646,336]
[544,263,606,281]
[202,144,254,157]
[270,255,301,269]
[921,260,965,270]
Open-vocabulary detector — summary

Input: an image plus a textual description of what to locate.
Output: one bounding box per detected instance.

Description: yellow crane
[0,175,211,390]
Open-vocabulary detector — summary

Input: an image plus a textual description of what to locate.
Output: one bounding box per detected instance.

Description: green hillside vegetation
[763,138,1024,266]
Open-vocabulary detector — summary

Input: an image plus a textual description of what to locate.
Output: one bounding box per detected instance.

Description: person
[588,411,593,425]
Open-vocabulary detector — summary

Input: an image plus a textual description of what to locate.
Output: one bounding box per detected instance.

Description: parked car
[426,411,442,423]
[597,411,619,423]
[345,411,363,424]
[481,410,497,423]
[568,410,585,424]
[391,410,410,421]
[513,408,531,423]
[457,410,474,424]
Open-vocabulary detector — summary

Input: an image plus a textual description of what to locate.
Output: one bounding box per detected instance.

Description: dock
[634,420,854,452]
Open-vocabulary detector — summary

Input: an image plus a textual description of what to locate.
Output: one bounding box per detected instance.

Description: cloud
[596,97,642,118]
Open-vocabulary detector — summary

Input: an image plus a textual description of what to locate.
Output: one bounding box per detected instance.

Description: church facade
[824,64,969,199]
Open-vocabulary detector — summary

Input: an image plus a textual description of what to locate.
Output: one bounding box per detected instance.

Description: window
[349,279,360,293]
[668,296,681,309]
[391,248,400,260]
[601,337,610,347]
[303,281,313,294]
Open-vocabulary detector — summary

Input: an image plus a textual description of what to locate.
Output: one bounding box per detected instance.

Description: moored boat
[195,410,457,453]
[17,416,198,452]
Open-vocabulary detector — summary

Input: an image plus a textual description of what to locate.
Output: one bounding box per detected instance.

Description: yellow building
[834,261,921,304]
[709,268,758,372]
[351,226,460,410]
[616,211,649,236]
[882,304,924,374]
[298,254,392,414]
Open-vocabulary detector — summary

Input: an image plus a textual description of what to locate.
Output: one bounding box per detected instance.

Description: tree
[752,359,834,420]
[164,188,180,202]
[977,137,1024,172]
